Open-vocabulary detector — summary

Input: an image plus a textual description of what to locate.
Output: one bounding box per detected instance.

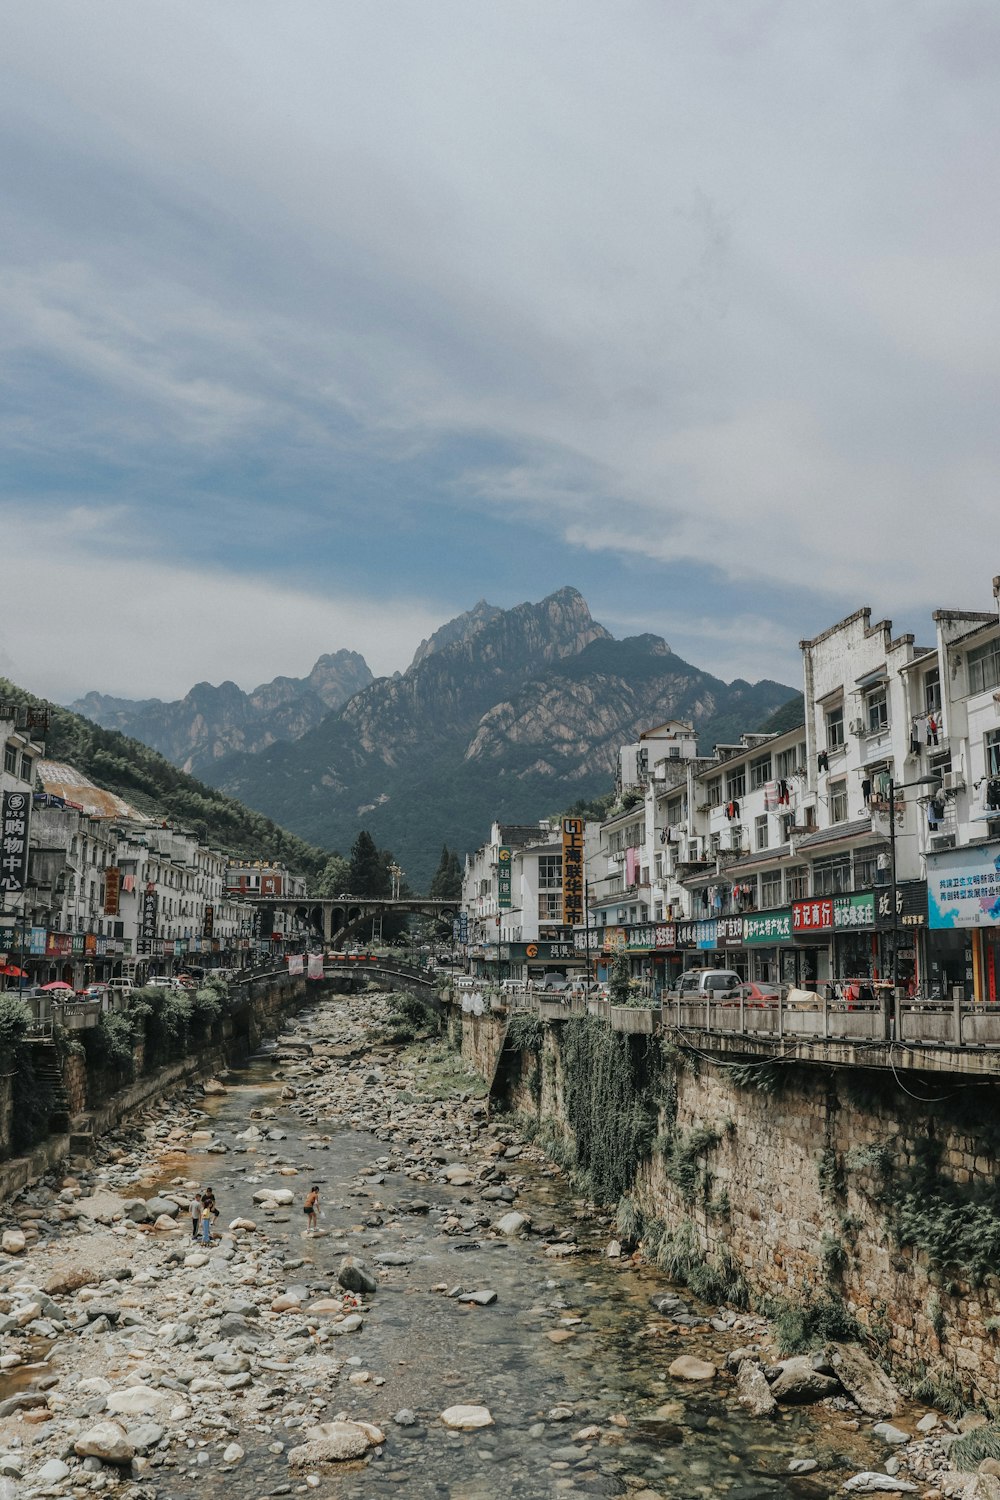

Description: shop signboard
[0,790,31,894]
[874,881,928,929]
[717,915,743,948]
[561,818,584,926]
[676,919,717,950]
[45,933,72,957]
[29,927,46,955]
[260,873,283,897]
[141,887,159,944]
[602,926,627,953]
[203,905,215,939]
[496,848,512,909]
[104,867,120,917]
[834,892,875,929]
[928,844,1000,928]
[512,939,578,962]
[792,898,834,934]
[744,910,792,944]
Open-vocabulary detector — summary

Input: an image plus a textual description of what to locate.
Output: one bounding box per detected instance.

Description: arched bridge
[241,894,458,945]
[323,954,445,1012]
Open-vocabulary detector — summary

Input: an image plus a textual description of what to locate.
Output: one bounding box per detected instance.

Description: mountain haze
[71,650,373,775]
[195,589,796,885]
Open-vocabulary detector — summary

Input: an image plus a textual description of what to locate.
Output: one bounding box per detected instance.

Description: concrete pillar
[322,905,333,944]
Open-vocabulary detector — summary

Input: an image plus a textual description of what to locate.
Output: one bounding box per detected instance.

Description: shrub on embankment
[82,979,227,1091]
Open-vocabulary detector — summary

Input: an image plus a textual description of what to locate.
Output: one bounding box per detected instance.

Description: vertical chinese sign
[497,847,512,909]
[561,817,584,926]
[0,791,31,895]
[139,885,159,954]
[202,905,215,939]
[104,867,121,917]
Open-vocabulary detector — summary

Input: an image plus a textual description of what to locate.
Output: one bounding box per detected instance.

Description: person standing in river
[303,1184,320,1233]
[200,1193,216,1246]
[189,1193,202,1240]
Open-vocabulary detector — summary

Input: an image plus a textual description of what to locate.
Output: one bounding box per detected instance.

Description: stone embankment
[0,989,991,1498]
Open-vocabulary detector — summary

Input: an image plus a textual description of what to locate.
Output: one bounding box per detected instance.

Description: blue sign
[928,842,1000,928]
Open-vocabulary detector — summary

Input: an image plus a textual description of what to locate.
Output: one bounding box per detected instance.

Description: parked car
[666,969,743,1001]
[726,981,781,1007]
[107,978,135,995]
[538,973,572,994]
[146,975,185,990]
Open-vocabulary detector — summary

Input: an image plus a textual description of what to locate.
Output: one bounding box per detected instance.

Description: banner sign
[459,911,468,944]
[928,843,1000,929]
[834,892,875,929]
[288,954,304,975]
[141,887,159,944]
[307,953,323,979]
[717,915,744,948]
[676,919,718,950]
[261,873,283,897]
[30,926,46,955]
[792,898,834,934]
[497,848,512,909]
[45,933,72,957]
[0,790,31,894]
[202,905,215,939]
[561,818,584,927]
[509,939,579,962]
[104,867,121,917]
[744,910,792,944]
[875,881,928,929]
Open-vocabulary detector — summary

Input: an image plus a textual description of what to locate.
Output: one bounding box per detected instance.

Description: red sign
[792,899,834,933]
[45,933,72,957]
[104,867,121,917]
[261,874,283,897]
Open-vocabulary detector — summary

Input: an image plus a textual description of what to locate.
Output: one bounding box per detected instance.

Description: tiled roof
[794,817,876,850]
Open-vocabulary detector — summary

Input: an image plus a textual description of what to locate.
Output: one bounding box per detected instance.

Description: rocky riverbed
[0,991,993,1499]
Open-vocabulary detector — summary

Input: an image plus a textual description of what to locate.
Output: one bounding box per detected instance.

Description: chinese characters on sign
[103,867,120,917]
[792,898,834,933]
[834,892,875,929]
[202,905,215,939]
[139,886,159,955]
[0,791,30,894]
[743,911,792,944]
[929,845,1000,929]
[561,818,584,926]
[496,847,512,909]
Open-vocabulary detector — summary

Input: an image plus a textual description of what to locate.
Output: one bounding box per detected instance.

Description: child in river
[303,1184,320,1233]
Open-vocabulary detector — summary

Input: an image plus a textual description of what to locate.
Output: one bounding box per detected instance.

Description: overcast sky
[2,1,998,704]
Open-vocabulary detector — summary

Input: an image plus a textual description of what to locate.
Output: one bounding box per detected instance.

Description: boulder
[768,1356,841,1403]
[107,1386,171,1418]
[74,1420,135,1464]
[145,1196,179,1218]
[494,1211,530,1237]
[669,1356,717,1382]
[872,1423,911,1446]
[338,1255,377,1294]
[441,1404,494,1429]
[1,1230,26,1256]
[38,1459,71,1482]
[287,1420,378,1464]
[203,1079,228,1094]
[152,1214,180,1233]
[737,1359,778,1416]
[825,1342,902,1418]
[123,1199,153,1223]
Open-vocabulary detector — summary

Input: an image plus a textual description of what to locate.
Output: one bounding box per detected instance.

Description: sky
[2,1,998,705]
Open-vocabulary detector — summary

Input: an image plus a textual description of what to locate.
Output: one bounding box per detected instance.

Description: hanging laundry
[764,780,779,812]
[818,751,829,772]
[625,848,638,886]
[861,778,872,805]
[927,714,940,746]
[986,779,1000,812]
[927,798,945,829]
[777,778,791,806]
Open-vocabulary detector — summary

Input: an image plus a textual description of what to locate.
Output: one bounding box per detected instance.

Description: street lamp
[886,772,943,994]
[389,863,403,902]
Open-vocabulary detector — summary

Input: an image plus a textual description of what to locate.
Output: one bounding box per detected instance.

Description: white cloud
[0,507,444,701]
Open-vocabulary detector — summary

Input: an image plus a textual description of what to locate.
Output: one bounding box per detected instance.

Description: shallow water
[60,1006,896,1497]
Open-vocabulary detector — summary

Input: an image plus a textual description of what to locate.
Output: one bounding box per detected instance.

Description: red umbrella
[40,980,74,991]
[0,964,26,977]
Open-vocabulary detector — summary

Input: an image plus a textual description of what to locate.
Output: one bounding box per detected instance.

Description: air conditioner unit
[849,719,865,736]
[929,834,956,852]
[942,771,965,793]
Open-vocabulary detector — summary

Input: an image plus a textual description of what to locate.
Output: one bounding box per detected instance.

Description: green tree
[349,830,390,896]
[429,844,463,900]
[314,852,351,896]
[609,949,631,1007]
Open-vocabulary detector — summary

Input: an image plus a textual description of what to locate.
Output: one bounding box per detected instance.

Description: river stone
[338,1255,378,1294]
[737,1359,778,1416]
[842,1474,918,1494]
[223,1442,244,1463]
[287,1421,375,1464]
[441,1405,494,1430]
[458,1290,497,1306]
[494,1211,530,1237]
[443,1164,474,1185]
[107,1386,171,1418]
[74,1420,135,1464]
[669,1356,717,1382]
[146,1196,179,1218]
[127,1422,165,1453]
[825,1342,902,1418]
[38,1458,71,1482]
[123,1199,153,1223]
[768,1356,841,1403]
[152,1214,180,1232]
[872,1423,910,1446]
[1,1230,26,1255]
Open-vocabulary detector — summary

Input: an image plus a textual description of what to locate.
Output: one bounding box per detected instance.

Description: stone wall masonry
[466,1006,1000,1408]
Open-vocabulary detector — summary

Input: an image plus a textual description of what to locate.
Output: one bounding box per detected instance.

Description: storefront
[833,892,877,981]
[742,909,792,984]
[872,881,928,993]
[791,898,834,986]
[927,843,999,1002]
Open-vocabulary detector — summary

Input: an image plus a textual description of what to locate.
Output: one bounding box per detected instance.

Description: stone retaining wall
[467,1005,1000,1407]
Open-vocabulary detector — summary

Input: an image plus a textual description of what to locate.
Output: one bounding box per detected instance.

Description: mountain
[198,588,796,887]
[70,650,373,776]
[0,677,330,883]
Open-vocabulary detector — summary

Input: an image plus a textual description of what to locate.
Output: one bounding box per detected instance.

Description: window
[19,755,32,783]
[710,833,722,857]
[924,668,941,714]
[726,767,746,801]
[760,871,783,909]
[537,855,562,889]
[666,796,684,824]
[654,852,663,878]
[865,686,888,735]
[669,746,680,759]
[825,704,845,750]
[854,848,880,888]
[729,824,744,852]
[968,638,1000,696]
[749,754,772,790]
[3,745,15,775]
[986,729,1000,778]
[780,813,796,843]
[829,780,848,824]
[538,891,562,921]
[813,854,852,895]
[776,744,805,779]
[787,866,808,901]
[706,777,722,807]
[755,815,769,851]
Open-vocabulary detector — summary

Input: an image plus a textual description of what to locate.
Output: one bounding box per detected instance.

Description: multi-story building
[0,705,46,976]
[462,821,587,983]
